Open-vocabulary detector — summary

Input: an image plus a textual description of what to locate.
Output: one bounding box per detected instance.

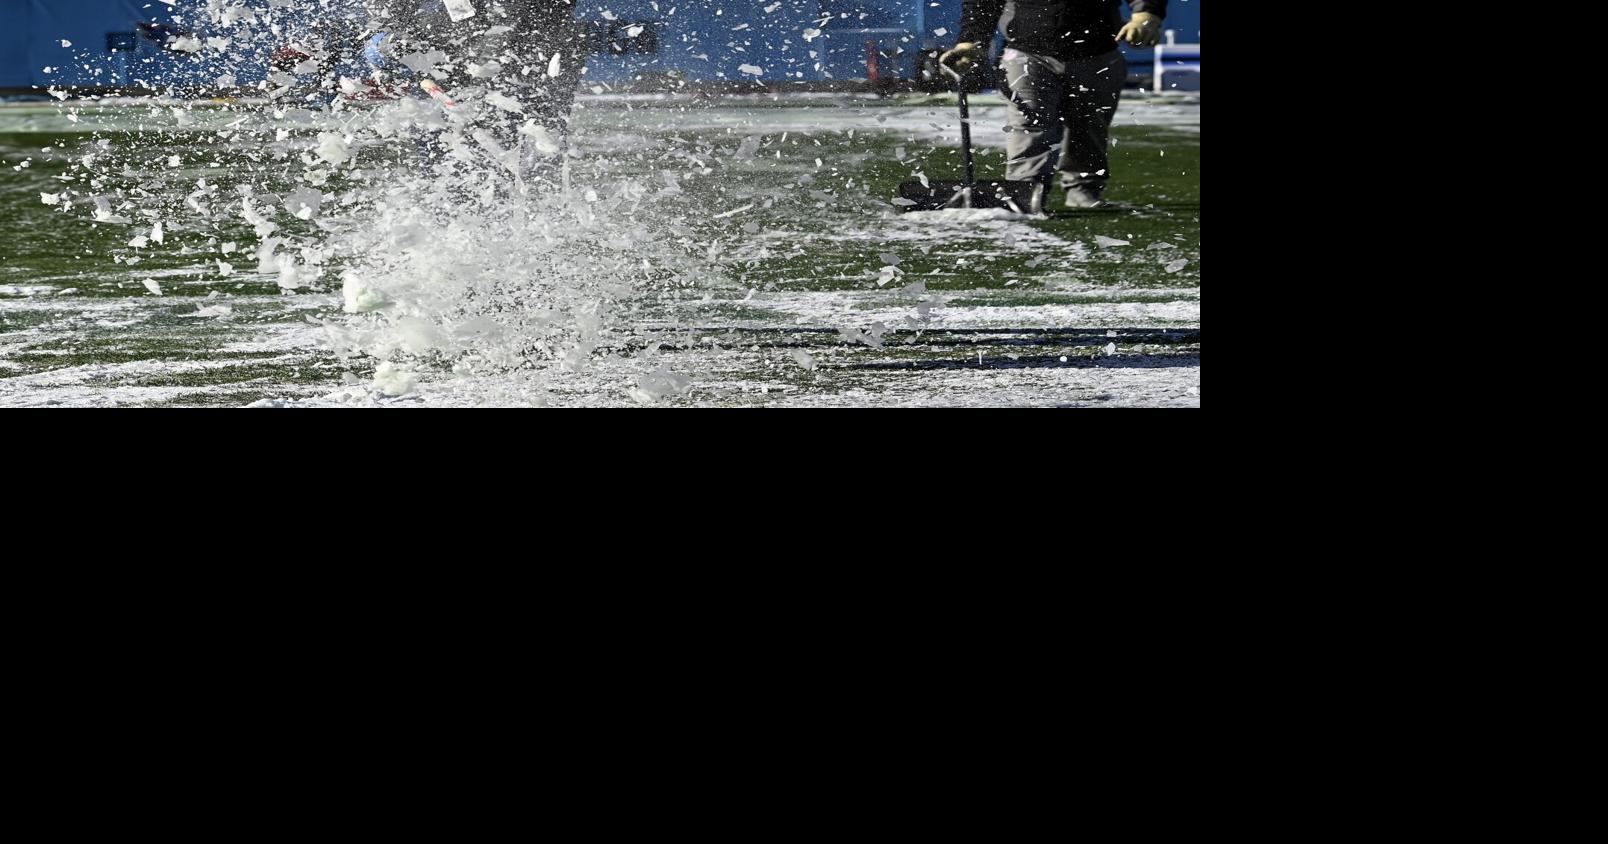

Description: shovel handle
[942,63,977,194]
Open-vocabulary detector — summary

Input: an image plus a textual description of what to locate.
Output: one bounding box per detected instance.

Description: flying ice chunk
[483,91,526,113]
[341,271,387,314]
[630,367,693,404]
[92,197,131,224]
[730,135,761,160]
[838,322,888,349]
[519,122,562,156]
[316,133,351,165]
[373,362,417,397]
[400,51,449,74]
[1095,236,1130,247]
[285,187,324,220]
[1165,259,1190,274]
[739,64,764,77]
[142,279,163,296]
[40,193,61,206]
[548,53,564,78]
[442,0,478,22]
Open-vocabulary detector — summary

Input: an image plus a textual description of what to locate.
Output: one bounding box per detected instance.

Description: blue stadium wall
[580,0,1201,85]
[1,1,186,91]
[2,0,1201,91]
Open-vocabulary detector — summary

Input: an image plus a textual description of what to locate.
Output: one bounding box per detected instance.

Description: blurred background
[0,0,1200,96]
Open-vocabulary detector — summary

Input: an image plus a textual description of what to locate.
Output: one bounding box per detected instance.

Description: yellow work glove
[939,42,986,76]
[1117,12,1164,48]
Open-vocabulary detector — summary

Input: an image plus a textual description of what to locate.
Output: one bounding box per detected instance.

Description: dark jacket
[959,0,1168,60]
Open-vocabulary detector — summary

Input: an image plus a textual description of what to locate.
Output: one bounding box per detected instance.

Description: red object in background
[865,41,880,83]
[271,46,311,72]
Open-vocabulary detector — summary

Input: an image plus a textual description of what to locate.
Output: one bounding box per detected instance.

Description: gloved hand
[939,42,986,76]
[1116,12,1164,48]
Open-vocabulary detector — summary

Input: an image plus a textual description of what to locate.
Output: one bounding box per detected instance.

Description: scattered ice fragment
[790,350,817,371]
[285,187,324,220]
[342,271,387,313]
[443,0,478,23]
[1165,259,1189,274]
[630,367,693,404]
[142,279,163,296]
[484,91,525,113]
[373,362,417,397]
[315,133,351,165]
[519,122,562,156]
[1095,236,1130,247]
[92,197,131,224]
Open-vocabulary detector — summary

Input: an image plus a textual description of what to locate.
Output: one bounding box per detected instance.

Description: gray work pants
[1000,48,1127,197]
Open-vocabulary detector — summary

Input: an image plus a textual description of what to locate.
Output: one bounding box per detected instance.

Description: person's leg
[505,3,584,184]
[1002,48,1070,204]
[1057,50,1126,205]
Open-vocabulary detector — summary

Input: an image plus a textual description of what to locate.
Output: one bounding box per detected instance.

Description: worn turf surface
[0,92,1198,407]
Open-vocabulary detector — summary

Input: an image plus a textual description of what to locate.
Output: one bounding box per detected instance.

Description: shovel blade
[896,180,1040,214]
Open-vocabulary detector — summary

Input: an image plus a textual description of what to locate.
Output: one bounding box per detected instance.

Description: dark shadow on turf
[1046,202,1200,218]
[834,353,1199,372]
[642,327,1199,352]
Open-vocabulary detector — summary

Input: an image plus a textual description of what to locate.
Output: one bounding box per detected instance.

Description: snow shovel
[897,65,1040,214]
